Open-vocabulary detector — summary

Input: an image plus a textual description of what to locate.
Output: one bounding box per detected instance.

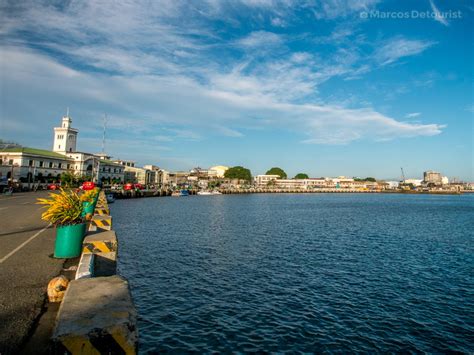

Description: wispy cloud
[236,31,283,49]
[1,46,444,147]
[429,0,449,26]
[0,0,445,159]
[405,112,421,118]
[374,37,435,66]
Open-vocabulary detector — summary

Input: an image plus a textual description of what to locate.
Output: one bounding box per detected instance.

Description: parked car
[47,183,60,190]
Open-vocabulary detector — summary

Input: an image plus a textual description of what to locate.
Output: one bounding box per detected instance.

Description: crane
[400,167,406,183]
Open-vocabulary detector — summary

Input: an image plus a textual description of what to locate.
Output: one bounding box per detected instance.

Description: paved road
[0,192,64,354]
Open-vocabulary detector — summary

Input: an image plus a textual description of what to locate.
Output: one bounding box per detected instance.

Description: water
[112,194,474,353]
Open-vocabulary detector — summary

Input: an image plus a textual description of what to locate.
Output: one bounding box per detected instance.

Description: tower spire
[66,107,70,117]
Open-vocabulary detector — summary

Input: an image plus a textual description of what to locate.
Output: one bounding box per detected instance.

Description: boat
[197,190,222,195]
[172,189,189,197]
[106,193,115,203]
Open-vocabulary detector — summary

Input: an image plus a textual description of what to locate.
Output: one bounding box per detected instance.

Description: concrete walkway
[0,192,64,354]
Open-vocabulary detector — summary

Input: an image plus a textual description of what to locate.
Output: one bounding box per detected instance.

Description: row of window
[28,160,70,169]
[102,167,123,174]
[56,134,75,140]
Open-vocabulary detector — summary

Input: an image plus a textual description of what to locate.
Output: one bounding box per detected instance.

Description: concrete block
[90,215,112,231]
[52,275,138,354]
[75,253,94,280]
[94,208,110,215]
[83,230,117,253]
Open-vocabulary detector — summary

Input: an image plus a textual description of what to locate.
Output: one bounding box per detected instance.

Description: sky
[0,0,473,180]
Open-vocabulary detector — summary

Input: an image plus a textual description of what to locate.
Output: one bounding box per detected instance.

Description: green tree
[224,166,252,181]
[354,177,376,182]
[294,173,309,179]
[265,167,287,179]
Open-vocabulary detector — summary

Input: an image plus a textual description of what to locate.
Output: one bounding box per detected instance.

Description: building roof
[1,147,69,159]
[100,159,123,167]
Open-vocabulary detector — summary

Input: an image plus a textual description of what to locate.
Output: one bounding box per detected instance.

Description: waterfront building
[0,114,125,186]
[0,147,70,185]
[404,179,423,187]
[168,171,190,187]
[115,159,136,168]
[121,165,155,185]
[208,165,229,178]
[423,171,443,185]
[255,174,280,186]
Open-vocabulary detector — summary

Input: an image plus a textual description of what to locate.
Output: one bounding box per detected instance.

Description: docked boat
[172,190,190,196]
[197,190,222,195]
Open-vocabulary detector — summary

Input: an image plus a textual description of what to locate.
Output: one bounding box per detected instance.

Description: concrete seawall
[51,191,138,354]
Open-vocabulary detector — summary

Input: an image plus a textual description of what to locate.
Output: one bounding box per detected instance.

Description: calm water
[112,194,474,353]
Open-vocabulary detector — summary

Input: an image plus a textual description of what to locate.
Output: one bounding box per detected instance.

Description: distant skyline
[0,0,473,180]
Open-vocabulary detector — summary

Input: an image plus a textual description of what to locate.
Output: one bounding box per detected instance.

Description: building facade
[1,114,125,186]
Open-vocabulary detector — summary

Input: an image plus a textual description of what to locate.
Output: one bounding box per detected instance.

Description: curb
[52,190,137,354]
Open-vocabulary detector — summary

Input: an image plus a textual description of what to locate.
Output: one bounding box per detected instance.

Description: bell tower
[53,109,78,154]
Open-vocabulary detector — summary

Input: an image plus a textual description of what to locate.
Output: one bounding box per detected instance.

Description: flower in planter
[37,189,84,226]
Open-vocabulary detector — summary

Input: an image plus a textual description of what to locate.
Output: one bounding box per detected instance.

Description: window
[8,159,14,165]
[58,163,62,169]
[67,164,70,169]
[58,145,61,149]
[49,162,53,168]
[39,161,44,167]
[29,160,34,167]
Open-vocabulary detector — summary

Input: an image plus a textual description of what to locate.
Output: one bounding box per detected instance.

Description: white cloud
[429,0,449,26]
[405,112,421,118]
[236,31,283,48]
[374,38,435,66]
[312,0,380,19]
[271,17,286,27]
[0,46,444,148]
[0,1,446,160]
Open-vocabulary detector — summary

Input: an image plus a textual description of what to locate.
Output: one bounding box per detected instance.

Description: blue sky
[0,0,472,180]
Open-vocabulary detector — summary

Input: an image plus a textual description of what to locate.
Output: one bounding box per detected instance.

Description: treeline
[224,166,309,181]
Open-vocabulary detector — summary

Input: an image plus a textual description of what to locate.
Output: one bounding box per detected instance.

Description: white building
[1,114,125,186]
[255,174,280,186]
[208,165,229,178]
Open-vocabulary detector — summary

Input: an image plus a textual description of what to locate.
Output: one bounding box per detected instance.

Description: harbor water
[112,193,474,353]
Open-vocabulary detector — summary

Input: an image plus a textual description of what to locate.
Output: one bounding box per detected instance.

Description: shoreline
[110,188,466,199]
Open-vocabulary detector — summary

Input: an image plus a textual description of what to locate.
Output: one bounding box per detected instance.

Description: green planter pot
[82,202,95,217]
[54,223,86,258]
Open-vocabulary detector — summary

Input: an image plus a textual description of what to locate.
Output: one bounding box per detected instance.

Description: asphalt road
[0,191,64,354]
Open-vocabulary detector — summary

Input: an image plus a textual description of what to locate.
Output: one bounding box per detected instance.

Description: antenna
[102,114,108,155]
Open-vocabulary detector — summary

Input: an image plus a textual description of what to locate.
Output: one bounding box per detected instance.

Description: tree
[294,173,309,179]
[266,167,287,179]
[354,177,376,182]
[224,166,252,181]
[60,171,77,187]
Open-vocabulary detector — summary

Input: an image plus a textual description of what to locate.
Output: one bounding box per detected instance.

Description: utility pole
[102,114,107,156]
